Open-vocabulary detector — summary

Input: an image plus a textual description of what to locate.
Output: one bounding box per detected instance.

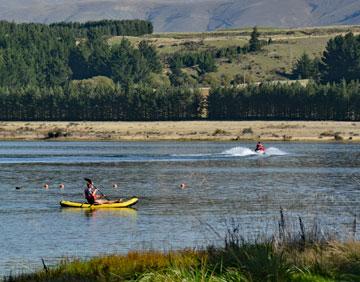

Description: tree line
[0,82,201,121]
[0,79,359,121]
[208,81,360,121]
[50,19,153,37]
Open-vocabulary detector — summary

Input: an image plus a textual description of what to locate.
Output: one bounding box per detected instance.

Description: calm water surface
[1,141,359,276]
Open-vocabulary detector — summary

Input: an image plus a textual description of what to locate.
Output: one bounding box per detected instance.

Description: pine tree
[69,47,90,80]
[249,26,261,52]
[320,32,360,83]
[292,53,318,79]
[139,41,162,73]
[198,52,217,74]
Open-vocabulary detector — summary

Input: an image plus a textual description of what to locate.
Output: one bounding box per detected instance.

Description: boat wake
[221,146,287,157]
[264,147,287,156]
[0,147,287,164]
[221,147,256,156]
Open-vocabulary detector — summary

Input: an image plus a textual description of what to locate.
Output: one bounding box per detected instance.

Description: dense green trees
[0,83,202,121]
[50,20,153,37]
[292,53,320,80]
[168,50,217,71]
[2,79,356,121]
[320,32,360,83]
[292,32,360,83]
[208,81,360,121]
[0,20,359,121]
[198,52,217,74]
[139,41,162,74]
[0,21,74,87]
[0,20,156,88]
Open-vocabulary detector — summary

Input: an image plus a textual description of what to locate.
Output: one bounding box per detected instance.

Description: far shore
[0,120,359,142]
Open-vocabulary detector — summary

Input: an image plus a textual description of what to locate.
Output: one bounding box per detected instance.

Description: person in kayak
[84,181,97,204]
[84,180,120,204]
[255,141,265,152]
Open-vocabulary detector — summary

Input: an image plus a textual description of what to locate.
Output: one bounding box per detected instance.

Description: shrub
[212,128,229,136]
[242,128,253,135]
[47,130,70,139]
[320,131,334,137]
[334,133,343,141]
[283,135,292,141]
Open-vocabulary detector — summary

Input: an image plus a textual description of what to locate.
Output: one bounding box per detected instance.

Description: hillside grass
[108,25,360,83]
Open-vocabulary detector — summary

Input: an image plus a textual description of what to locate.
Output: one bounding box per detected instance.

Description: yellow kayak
[60,197,138,208]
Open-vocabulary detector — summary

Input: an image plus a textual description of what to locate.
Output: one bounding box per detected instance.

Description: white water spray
[221,147,257,156]
[221,146,287,157]
[264,147,287,156]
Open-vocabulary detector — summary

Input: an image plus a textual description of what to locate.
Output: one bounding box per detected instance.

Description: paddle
[95,186,111,200]
[96,184,122,203]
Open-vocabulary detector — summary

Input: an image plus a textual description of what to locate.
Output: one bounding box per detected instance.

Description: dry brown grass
[285,240,360,278]
[0,121,359,142]
[107,25,360,82]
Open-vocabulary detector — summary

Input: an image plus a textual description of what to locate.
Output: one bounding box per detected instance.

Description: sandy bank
[0,121,359,142]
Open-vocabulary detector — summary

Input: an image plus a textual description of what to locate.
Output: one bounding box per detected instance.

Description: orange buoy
[43,184,49,189]
[59,183,64,189]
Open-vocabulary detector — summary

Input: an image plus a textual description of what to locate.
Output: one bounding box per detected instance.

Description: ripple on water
[0,141,359,276]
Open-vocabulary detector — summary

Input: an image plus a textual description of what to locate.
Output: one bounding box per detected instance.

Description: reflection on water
[0,141,359,276]
[61,207,138,218]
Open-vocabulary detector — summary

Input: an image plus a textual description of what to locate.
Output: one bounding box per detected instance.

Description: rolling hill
[112,25,360,84]
[0,0,359,32]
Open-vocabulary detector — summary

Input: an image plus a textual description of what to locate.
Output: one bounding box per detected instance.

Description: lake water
[1,141,359,276]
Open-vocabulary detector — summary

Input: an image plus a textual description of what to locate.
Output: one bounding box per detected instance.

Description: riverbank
[0,121,359,142]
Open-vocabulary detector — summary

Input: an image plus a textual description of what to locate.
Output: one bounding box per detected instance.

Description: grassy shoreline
[7,208,360,281]
[7,233,360,281]
[0,121,359,142]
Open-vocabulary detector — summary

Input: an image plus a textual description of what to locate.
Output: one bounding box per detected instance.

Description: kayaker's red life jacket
[84,188,95,204]
[256,144,265,151]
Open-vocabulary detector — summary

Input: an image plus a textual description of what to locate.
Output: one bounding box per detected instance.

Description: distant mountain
[0,0,359,32]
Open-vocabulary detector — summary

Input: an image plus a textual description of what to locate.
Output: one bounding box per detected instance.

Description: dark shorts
[86,197,95,204]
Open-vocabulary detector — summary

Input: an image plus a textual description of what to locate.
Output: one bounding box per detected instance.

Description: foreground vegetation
[7,215,360,282]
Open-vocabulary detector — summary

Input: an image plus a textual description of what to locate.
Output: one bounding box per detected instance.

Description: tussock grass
[7,211,360,282]
[6,250,202,282]
[8,240,360,281]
